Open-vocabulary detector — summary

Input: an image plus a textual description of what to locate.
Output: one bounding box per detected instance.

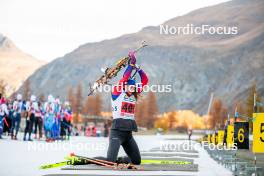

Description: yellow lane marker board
[253,113,264,153]
[214,132,218,145]
[227,125,234,147]
[234,122,249,149]
[207,134,211,143]
[212,134,215,144]
[218,130,224,145]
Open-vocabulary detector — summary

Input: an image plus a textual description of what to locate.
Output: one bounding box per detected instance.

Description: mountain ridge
[19,0,264,114]
[0,35,46,95]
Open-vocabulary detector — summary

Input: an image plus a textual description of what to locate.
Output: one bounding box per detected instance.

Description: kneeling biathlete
[106,51,148,165]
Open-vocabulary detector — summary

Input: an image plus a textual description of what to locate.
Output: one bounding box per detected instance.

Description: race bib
[121,102,135,114]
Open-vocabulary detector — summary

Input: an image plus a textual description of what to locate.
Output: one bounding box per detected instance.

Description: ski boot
[28,133,33,141]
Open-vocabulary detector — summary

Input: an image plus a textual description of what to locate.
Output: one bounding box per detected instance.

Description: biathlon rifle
[87,41,148,96]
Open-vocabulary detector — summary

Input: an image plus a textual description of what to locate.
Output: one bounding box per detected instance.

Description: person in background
[34,102,43,140]
[24,95,37,141]
[12,94,23,140]
[92,126,97,137]
[104,122,109,137]
[63,101,72,140]
[0,97,9,139]
[188,128,193,141]
[44,95,55,142]
[6,100,14,136]
[223,120,229,145]
[2,100,10,135]
[73,126,79,136]
[60,106,66,140]
[86,126,91,137]
[53,97,61,140]
[83,125,86,136]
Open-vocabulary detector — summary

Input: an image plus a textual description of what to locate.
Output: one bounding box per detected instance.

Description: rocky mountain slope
[0,34,45,95]
[20,0,264,114]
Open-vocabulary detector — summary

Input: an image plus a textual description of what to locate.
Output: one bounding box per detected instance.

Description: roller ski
[40,153,194,171]
[40,153,142,170]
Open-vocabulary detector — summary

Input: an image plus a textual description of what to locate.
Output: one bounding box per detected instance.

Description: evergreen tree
[143,92,159,129]
[135,98,147,127]
[209,98,227,129]
[74,83,83,123]
[67,86,75,111]
[94,94,102,116]
[168,111,177,130]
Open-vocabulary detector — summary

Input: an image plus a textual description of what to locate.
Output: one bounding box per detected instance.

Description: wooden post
[253,93,257,113]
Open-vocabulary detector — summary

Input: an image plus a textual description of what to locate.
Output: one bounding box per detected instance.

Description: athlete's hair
[133,92,138,100]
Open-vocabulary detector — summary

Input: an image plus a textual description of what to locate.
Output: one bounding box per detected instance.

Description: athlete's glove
[128,51,136,65]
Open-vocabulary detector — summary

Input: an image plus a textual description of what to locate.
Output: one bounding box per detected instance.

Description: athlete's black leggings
[24,113,35,140]
[34,116,43,138]
[107,129,141,165]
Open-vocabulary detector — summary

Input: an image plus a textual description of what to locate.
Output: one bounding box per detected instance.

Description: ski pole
[70,153,120,166]
[70,153,115,169]
[70,153,142,170]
